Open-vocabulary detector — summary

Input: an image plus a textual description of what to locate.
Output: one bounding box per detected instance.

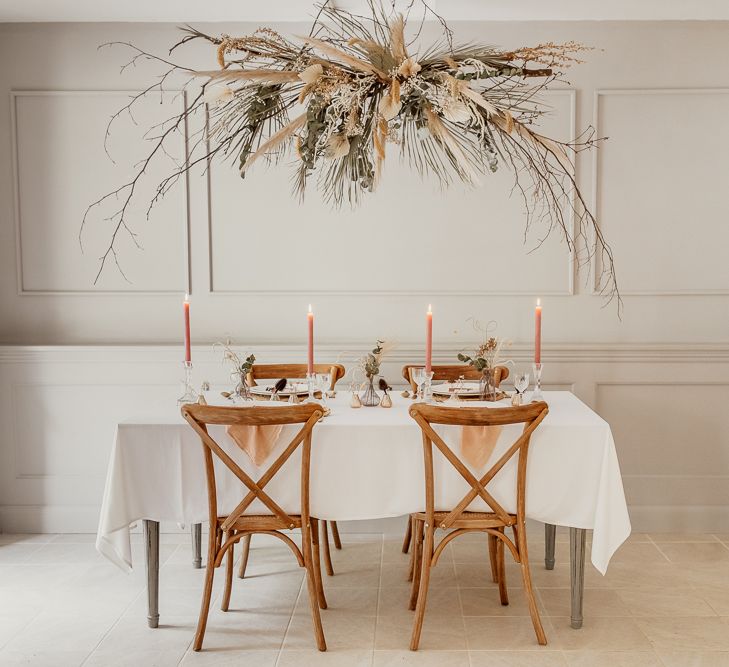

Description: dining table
[96,390,631,632]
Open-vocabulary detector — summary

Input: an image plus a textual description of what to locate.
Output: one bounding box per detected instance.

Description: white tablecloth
[96,391,630,575]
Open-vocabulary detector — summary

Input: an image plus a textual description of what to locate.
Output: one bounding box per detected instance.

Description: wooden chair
[181,403,328,652]
[407,401,549,650]
[240,363,346,579]
[400,363,510,554]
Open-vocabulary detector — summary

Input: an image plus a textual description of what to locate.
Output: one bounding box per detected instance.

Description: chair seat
[218,515,303,532]
[411,510,516,530]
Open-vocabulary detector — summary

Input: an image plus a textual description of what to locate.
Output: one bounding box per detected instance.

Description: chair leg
[221,530,235,612]
[407,516,417,582]
[409,519,424,611]
[488,532,498,583]
[496,529,509,606]
[237,534,251,579]
[516,523,547,645]
[330,520,342,550]
[193,529,218,652]
[402,515,413,554]
[409,523,434,651]
[301,520,327,652]
[321,520,335,576]
[310,519,328,610]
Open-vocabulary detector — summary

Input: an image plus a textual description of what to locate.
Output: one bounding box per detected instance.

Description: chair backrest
[181,403,323,533]
[248,364,346,392]
[408,402,548,530]
[402,364,509,393]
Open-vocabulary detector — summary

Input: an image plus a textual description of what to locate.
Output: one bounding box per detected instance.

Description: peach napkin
[460,425,503,468]
[226,424,283,467]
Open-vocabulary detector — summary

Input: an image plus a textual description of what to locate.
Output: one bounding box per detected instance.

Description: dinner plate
[249,382,310,397]
[431,382,507,402]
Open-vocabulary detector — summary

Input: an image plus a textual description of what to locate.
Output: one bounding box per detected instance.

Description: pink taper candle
[425,304,433,373]
[534,298,542,365]
[307,304,314,375]
[183,293,191,363]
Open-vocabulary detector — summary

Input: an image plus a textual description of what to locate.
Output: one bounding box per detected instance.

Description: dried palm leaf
[241,112,307,173]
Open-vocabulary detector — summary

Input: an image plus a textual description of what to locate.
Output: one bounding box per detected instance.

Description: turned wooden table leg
[570,527,586,629]
[191,523,202,569]
[143,519,160,629]
[544,523,556,570]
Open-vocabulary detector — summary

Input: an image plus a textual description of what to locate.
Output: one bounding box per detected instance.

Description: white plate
[431,381,482,397]
[249,382,310,397]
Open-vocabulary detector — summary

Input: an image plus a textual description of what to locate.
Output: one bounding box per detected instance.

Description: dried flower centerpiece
[214,339,256,401]
[356,339,394,406]
[457,320,511,400]
[84,0,618,309]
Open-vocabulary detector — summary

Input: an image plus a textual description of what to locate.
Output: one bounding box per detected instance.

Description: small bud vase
[361,375,381,407]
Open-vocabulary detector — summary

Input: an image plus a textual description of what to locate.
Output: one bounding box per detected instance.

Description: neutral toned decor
[82,1,618,304]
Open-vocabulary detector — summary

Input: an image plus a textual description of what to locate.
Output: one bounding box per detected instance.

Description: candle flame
[308,303,312,313]
[427,304,432,314]
[536,298,541,307]
[184,293,190,303]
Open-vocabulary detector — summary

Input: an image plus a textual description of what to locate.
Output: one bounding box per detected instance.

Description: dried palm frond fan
[84,0,619,307]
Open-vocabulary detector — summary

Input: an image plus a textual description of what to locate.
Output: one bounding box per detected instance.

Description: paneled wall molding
[10,89,191,296]
[591,87,729,296]
[207,92,576,297]
[1,342,729,365]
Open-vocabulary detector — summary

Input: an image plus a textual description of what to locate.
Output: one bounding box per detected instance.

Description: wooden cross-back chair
[407,401,549,650]
[240,362,347,579]
[400,363,510,554]
[181,403,328,652]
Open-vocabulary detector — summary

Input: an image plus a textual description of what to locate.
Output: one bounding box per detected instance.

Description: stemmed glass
[411,367,425,401]
[514,370,530,405]
[316,372,331,407]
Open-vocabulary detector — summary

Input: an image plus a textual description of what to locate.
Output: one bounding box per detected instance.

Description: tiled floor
[1,528,729,666]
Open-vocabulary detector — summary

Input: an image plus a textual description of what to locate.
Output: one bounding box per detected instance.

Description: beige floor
[1,528,729,666]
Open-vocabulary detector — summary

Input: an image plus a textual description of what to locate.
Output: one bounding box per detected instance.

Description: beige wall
[0,21,728,532]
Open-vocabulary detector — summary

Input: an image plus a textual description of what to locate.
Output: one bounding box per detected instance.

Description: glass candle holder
[423,371,435,403]
[305,373,317,403]
[531,362,544,402]
[177,361,198,405]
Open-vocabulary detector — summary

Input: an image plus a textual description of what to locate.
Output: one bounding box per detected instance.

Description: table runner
[96,391,630,575]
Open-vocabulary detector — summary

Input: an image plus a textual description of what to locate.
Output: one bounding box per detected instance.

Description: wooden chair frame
[181,403,328,652]
[241,363,346,579]
[400,363,510,555]
[407,401,549,650]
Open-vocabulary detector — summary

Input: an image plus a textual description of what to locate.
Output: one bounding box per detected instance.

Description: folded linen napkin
[226,424,284,466]
[460,425,503,469]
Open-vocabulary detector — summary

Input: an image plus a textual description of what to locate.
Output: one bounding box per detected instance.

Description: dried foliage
[84,0,619,309]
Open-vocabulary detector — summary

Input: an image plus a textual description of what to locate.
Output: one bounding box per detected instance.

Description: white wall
[0,20,728,532]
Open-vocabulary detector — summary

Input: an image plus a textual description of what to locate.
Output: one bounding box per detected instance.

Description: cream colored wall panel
[209,91,574,296]
[11,90,189,293]
[595,382,729,477]
[594,89,729,295]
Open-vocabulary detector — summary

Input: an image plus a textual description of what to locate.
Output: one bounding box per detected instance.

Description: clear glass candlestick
[305,373,317,403]
[423,371,435,403]
[531,362,544,402]
[177,361,198,405]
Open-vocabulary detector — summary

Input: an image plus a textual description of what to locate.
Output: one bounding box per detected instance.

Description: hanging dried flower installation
[84,1,618,305]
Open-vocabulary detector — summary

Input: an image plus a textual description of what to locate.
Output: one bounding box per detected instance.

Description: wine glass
[316,372,331,406]
[514,370,530,405]
[411,367,425,401]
